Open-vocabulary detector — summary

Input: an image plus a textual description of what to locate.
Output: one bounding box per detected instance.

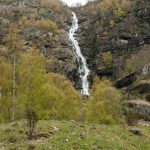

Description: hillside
[0,120,150,150]
[75,0,150,79]
[0,0,150,149]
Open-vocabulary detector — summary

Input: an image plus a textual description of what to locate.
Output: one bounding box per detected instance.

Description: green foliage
[126,45,150,73]
[19,17,58,33]
[0,57,12,122]
[99,0,132,17]
[125,63,134,74]
[39,73,82,120]
[0,47,82,123]
[102,52,113,66]
[6,26,25,54]
[109,19,115,28]
[37,19,58,32]
[17,47,48,120]
[87,78,123,124]
[39,0,70,14]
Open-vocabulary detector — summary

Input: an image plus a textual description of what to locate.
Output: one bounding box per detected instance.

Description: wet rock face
[74,0,150,79]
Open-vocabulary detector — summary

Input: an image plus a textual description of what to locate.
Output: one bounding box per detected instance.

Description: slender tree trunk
[0,86,1,99]
[12,55,16,122]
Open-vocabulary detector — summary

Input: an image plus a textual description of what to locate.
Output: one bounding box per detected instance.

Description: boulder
[123,100,150,121]
[130,128,142,136]
[97,67,113,77]
[115,72,137,88]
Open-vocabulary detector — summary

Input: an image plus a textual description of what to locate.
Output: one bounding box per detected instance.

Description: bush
[38,73,82,121]
[19,17,58,33]
[36,19,58,32]
[87,78,123,124]
[99,0,132,17]
[126,45,150,73]
[102,52,113,66]
[39,0,70,14]
[125,63,134,74]
[39,0,63,9]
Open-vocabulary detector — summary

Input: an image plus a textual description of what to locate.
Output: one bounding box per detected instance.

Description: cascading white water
[69,12,90,96]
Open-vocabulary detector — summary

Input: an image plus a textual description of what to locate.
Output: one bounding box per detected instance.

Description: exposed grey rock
[130,128,142,136]
[123,100,150,121]
[97,67,113,77]
[115,72,137,88]
[0,17,10,26]
[128,80,150,94]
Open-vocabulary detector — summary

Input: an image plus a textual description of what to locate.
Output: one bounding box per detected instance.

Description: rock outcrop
[74,0,150,79]
[128,80,150,94]
[123,100,150,121]
[0,0,82,88]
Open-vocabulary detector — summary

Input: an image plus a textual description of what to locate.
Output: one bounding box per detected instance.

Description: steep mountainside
[75,0,150,80]
[0,0,82,89]
[0,0,149,90]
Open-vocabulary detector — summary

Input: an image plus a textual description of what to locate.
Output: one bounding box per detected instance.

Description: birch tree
[5,26,25,122]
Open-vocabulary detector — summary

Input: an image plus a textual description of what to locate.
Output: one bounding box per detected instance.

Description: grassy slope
[0,120,150,150]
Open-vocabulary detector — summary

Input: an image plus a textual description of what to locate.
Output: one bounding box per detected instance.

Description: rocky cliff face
[0,0,82,88]
[0,0,150,90]
[75,0,150,80]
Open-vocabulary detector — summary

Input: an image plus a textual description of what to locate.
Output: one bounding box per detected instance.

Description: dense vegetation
[0,46,122,124]
[0,0,124,125]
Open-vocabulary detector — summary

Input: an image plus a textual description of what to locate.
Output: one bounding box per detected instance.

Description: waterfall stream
[69,12,90,96]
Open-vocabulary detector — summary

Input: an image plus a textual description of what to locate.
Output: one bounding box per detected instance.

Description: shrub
[87,78,123,124]
[102,52,113,66]
[38,73,82,120]
[36,19,58,32]
[19,17,58,33]
[126,45,150,73]
[39,0,63,9]
[125,63,134,74]
[99,0,132,17]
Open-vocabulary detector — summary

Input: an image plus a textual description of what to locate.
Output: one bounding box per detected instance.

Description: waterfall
[69,12,90,96]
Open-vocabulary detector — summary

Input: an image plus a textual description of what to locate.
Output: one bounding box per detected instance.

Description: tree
[126,45,150,73]
[5,26,25,122]
[102,52,113,66]
[26,109,38,139]
[18,47,48,138]
[0,57,12,122]
[87,77,123,124]
[38,73,82,120]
